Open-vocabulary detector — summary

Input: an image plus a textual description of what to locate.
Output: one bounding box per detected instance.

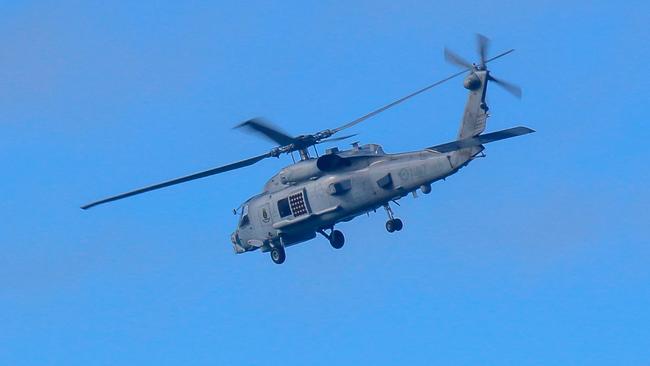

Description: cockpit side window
[277,198,291,218]
[239,204,250,227]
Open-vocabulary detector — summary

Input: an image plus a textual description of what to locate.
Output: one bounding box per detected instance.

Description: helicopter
[82,35,534,264]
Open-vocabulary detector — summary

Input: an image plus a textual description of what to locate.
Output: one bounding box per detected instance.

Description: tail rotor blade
[477,33,490,68]
[444,48,472,69]
[489,75,522,99]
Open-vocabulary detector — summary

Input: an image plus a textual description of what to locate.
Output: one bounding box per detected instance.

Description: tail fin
[457,70,490,139]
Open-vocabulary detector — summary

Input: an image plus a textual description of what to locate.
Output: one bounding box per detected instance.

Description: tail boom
[428,126,535,153]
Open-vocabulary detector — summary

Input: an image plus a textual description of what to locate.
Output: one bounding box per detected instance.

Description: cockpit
[238,204,250,228]
[232,203,251,254]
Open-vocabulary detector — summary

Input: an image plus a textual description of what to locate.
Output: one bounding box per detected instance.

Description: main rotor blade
[81,153,271,210]
[329,49,514,135]
[485,48,515,64]
[235,118,295,146]
[489,75,522,98]
[444,48,472,69]
[330,68,468,134]
[316,133,358,144]
[477,33,490,68]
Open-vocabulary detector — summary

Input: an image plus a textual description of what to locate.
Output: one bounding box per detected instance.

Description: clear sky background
[1,1,649,365]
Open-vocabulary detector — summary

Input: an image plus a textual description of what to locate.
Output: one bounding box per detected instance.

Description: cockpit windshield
[239,204,250,227]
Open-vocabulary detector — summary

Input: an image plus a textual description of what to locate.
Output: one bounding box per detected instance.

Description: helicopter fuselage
[81,39,534,265]
[230,143,481,254]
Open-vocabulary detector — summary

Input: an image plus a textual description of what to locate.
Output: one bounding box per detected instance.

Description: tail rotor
[445,33,522,99]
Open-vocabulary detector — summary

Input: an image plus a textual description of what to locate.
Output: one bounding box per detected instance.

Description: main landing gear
[384,203,403,233]
[271,229,345,264]
[318,228,345,249]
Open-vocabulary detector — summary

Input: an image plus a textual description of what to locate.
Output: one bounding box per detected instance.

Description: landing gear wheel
[386,220,396,233]
[329,230,345,249]
[270,246,286,264]
[386,219,403,233]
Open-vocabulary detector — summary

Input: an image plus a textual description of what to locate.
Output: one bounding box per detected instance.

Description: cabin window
[239,204,250,227]
[277,198,292,218]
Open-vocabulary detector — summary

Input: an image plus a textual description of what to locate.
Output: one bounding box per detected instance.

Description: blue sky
[1,1,649,364]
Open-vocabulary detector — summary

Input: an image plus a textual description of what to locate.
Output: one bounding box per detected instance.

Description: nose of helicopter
[230,230,246,254]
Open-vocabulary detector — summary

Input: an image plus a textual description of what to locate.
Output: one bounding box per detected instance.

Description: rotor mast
[298,148,310,160]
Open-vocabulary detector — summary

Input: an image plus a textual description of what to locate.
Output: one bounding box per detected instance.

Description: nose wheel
[384,203,404,233]
[270,236,286,264]
[270,245,286,264]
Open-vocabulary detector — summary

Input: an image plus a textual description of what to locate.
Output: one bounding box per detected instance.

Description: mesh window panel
[289,192,308,217]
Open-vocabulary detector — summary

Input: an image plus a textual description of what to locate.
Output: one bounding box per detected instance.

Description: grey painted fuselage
[231,143,480,254]
[231,70,492,254]
[79,45,532,264]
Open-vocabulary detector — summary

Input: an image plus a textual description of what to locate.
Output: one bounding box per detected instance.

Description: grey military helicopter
[82,35,534,264]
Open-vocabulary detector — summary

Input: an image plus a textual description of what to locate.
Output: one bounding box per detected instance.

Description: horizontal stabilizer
[428,126,535,153]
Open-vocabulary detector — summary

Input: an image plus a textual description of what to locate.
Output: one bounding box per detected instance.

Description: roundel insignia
[398,168,410,181]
